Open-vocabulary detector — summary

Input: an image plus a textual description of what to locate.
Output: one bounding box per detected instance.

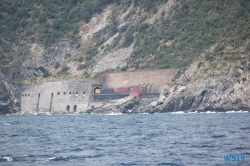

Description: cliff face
[0,73,20,115]
[142,61,250,113]
[158,77,250,112]
[21,40,77,79]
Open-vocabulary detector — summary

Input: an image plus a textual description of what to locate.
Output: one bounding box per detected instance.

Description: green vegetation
[1,0,250,81]
[0,0,121,77]
[126,0,250,70]
[42,71,52,78]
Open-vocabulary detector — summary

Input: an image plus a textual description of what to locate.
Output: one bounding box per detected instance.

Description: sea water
[0,112,250,166]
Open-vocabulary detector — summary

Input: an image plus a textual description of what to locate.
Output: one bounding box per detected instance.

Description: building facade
[21,82,91,113]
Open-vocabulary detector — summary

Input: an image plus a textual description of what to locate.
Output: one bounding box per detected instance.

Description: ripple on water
[0,113,250,165]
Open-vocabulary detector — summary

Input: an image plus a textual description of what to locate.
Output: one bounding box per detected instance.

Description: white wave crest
[206,111,216,114]
[171,111,185,114]
[226,110,249,113]
[36,157,56,163]
[3,157,13,162]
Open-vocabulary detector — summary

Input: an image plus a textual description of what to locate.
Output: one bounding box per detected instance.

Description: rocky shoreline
[4,75,250,116]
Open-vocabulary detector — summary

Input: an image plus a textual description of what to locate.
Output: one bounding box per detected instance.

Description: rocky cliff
[154,76,250,113]
[0,72,20,115]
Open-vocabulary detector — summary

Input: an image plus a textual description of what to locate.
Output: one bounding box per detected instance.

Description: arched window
[73,105,77,112]
[66,105,70,112]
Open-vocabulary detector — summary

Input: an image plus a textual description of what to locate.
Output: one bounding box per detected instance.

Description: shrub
[122,31,134,47]
[121,65,128,71]
[54,62,60,69]
[43,71,52,78]
[61,66,70,72]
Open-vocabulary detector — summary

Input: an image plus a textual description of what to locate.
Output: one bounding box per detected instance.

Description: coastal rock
[150,76,250,113]
[0,77,18,115]
[88,96,140,114]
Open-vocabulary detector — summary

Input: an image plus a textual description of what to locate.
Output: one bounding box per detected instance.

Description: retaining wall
[21,82,91,113]
[104,70,177,92]
[93,94,129,102]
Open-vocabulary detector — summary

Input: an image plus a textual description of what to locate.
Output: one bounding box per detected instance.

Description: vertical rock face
[143,70,250,113]
[0,77,19,115]
[21,40,77,79]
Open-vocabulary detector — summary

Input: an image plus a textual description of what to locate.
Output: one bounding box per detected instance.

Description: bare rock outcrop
[21,40,77,79]
[0,73,19,115]
[146,76,250,113]
[86,96,140,114]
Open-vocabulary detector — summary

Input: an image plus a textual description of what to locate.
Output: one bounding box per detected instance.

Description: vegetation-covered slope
[0,0,250,82]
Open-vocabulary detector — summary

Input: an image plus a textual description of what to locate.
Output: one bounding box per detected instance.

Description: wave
[226,110,249,113]
[188,111,198,114]
[4,123,11,126]
[35,157,56,163]
[3,156,13,162]
[105,112,123,115]
[206,111,217,114]
[171,111,185,114]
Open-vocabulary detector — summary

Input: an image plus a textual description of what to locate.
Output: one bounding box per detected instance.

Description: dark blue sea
[0,112,250,166]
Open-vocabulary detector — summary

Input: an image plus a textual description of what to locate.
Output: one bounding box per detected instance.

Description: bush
[122,31,134,47]
[77,63,89,70]
[121,65,128,71]
[43,71,52,78]
[61,66,70,72]
[205,52,214,61]
[198,62,203,68]
[54,62,60,69]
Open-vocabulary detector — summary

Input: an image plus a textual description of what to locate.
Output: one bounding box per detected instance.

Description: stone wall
[21,82,91,113]
[104,70,177,92]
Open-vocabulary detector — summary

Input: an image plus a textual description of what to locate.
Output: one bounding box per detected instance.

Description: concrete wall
[93,94,129,102]
[21,82,91,113]
[104,70,177,92]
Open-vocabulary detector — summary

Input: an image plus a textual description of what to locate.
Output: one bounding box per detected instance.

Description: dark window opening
[57,92,60,95]
[83,91,85,94]
[66,105,70,112]
[69,91,71,94]
[64,92,66,95]
[25,94,27,96]
[73,105,77,112]
[22,94,24,96]
[76,91,78,94]
[28,94,30,96]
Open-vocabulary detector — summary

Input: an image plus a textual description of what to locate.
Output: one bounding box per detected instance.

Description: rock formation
[0,72,19,115]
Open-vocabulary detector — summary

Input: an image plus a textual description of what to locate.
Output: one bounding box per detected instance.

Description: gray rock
[152,76,250,113]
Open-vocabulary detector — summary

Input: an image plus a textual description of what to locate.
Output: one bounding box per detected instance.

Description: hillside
[0,0,250,114]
